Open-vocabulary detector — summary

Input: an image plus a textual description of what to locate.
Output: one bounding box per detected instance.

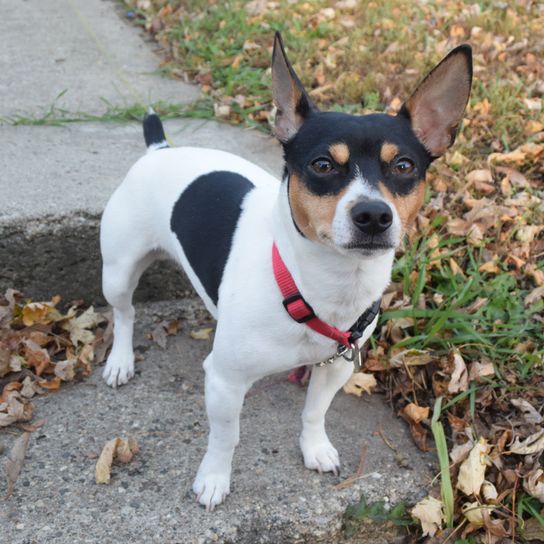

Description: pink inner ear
[413,105,456,157]
[406,54,471,157]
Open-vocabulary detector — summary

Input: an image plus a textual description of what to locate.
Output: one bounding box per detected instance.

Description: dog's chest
[170,171,255,305]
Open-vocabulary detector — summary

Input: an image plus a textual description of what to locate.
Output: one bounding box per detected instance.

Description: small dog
[100,34,472,510]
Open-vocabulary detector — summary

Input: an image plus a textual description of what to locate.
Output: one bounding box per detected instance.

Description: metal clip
[315,343,360,368]
[353,346,363,372]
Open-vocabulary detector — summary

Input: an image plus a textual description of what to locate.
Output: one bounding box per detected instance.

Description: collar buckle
[282,293,316,323]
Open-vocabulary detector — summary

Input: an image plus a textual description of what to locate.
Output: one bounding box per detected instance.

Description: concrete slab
[0,300,432,544]
[0,119,282,224]
[0,0,199,118]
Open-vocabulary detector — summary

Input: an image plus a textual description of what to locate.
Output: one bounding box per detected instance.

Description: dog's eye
[392,157,416,176]
[311,158,334,175]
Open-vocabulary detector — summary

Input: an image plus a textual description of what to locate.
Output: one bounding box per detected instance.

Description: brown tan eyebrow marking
[380,142,399,163]
[328,143,350,165]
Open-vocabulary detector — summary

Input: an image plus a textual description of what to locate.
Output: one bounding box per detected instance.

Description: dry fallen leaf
[481,481,498,503]
[469,361,495,381]
[95,436,139,484]
[509,429,544,455]
[343,372,377,396]
[190,327,214,340]
[411,496,443,537]
[511,398,543,424]
[450,440,474,465]
[61,306,104,346]
[401,403,429,424]
[448,350,468,394]
[95,438,118,484]
[462,501,490,526]
[457,438,490,496]
[4,432,30,498]
[523,468,544,502]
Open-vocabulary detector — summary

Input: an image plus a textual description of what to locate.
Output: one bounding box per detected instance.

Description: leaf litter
[0,289,112,497]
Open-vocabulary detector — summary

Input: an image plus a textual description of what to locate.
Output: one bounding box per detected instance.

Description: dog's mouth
[341,241,396,255]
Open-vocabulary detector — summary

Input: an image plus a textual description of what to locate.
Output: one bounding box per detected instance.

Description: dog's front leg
[300,358,353,475]
[193,353,250,511]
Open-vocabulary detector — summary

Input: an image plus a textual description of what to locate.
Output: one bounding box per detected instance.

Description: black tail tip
[143,108,168,150]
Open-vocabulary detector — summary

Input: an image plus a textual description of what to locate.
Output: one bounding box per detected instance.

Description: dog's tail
[143,107,169,152]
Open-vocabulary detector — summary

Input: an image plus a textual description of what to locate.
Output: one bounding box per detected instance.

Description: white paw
[300,436,340,476]
[192,471,230,511]
[102,350,135,388]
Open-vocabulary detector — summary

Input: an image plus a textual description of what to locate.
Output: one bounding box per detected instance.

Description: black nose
[351,200,393,235]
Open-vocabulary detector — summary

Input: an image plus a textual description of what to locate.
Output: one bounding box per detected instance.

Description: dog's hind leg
[299,358,353,475]
[100,190,159,389]
[101,249,157,387]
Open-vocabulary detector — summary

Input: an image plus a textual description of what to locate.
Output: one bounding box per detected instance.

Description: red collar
[272,243,355,348]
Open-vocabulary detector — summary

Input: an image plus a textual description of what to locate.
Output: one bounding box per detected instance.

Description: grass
[0,95,215,126]
[431,397,455,529]
[384,232,544,380]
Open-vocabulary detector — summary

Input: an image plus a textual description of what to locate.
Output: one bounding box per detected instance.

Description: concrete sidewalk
[0,1,432,542]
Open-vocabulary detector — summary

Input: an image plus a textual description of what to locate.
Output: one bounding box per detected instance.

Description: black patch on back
[171,171,255,305]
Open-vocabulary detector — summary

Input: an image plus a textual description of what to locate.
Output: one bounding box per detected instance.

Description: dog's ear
[399,45,472,157]
[272,32,317,143]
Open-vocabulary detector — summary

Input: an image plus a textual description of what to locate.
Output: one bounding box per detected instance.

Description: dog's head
[272,33,472,256]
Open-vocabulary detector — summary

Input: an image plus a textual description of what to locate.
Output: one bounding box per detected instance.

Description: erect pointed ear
[272,32,318,143]
[399,45,472,158]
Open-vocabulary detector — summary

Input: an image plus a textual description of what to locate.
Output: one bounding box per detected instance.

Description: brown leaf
[401,403,429,424]
[4,432,30,498]
[466,169,493,184]
[446,218,468,236]
[0,349,10,378]
[525,286,544,306]
[116,437,139,464]
[54,360,76,382]
[95,438,118,484]
[456,438,490,496]
[20,376,44,398]
[468,361,495,381]
[61,306,103,346]
[450,441,473,465]
[23,340,53,376]
[38,377,61,391]
[190,327,214,340]
[509,429,544,455]
[95,436,139,484]
[523,468,544,502]
[21,302,61,327]
[343,372,377,396]
[411,496,443,537]
[511,398,543,424]
[448,350,468,394]
[412,421,430,451]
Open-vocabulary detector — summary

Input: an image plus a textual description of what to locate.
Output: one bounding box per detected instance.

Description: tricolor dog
[100,34,472,510]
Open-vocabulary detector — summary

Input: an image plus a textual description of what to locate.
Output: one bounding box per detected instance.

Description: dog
[100,33,472,510]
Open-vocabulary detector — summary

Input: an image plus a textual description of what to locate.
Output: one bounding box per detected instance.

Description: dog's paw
[192,472,230,511]
[102,351,135,388]
[300,437,340,476]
